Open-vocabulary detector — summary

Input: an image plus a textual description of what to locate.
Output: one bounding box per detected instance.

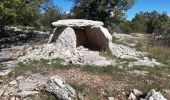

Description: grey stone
[44,75,76,100]
[145,89,167,100]
[108,97,114,100]
[132,89,143,96]
[129,59,162,67]
[3,87,17,96]
[128,92,137,100]
[53,27,77,50]
[19,81,37,91]
[16,91,38,98]
[16,76,24,81]
[0,68,13,76]
[85,26,112,52]
[110,43,144,59]
[9,80,17,86]
[52,19,104,27]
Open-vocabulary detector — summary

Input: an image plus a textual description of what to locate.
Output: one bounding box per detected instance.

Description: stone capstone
[44,75,76,100]
[52,19,104,27]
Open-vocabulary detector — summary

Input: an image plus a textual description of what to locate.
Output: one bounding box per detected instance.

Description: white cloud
[65,11,70,14]
[168,14,170,17]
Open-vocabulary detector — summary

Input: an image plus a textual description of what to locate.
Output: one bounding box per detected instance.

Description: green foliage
[131,11,170,35]
[0,0,20,31]
[71,0,136,27]
[40,3,61,29]
[0,0,59,32]
[82,65,124,74]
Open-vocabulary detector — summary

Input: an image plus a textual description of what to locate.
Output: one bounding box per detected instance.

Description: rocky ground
[0,30,170,100]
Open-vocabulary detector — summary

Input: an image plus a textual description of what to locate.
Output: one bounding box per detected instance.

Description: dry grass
[141,45,170,65]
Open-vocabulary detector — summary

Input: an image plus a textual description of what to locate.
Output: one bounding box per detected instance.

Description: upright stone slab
[52,27,77,50]
[85,26,112,51]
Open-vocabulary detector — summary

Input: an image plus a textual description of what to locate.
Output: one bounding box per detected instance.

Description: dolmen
[48,19,113,53]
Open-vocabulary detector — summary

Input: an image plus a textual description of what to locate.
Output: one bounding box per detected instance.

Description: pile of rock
[19,19,114,66]
[44,75,76,100]
[18,19,163,67]
[110,43,144,59]
[128,89,167,100]
[0,26,49,49]
[0,74,76,100]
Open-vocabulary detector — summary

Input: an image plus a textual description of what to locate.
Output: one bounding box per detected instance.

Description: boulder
[110,43,144,59]
[128,92,137,100]
[52,19,104,27]
[145,89,167,100]
[19,81,37,91]
[44,75,76,100]
[85,26,112,51]
[16,91,38,98]
[51,27,77,50]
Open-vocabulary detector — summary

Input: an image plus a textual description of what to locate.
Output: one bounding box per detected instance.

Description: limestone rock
[132,89,143,96]
[145,89,167,100]
[19,81,37,91]
[52,19,104,27]
[85,26,112,51]
[108,97,114,100]
[16,91,38,98]
[0,85,8,96]
[110,43,144,59]
[0,69,13,76]
[3,87,18,96]
[129,59,162,67]
[75,55,112,66]
[51,27,77,50]
[9,80,17,86]
[128,92,137,100]
[44,75,76,100]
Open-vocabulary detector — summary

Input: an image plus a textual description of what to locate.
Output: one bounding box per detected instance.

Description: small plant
[0,63,6,70]
[82,65,124,74]
[71,84,86,93]
[103,90,119,97]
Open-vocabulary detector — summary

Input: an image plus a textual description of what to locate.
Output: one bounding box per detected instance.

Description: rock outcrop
[44,75,76,100]
[128,89,167,100]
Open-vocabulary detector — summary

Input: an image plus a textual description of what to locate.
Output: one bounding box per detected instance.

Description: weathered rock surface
[19,81,37,91]
[85,26,112,51]
[51,27,77,50]
[128,89,167,100]
[52,19,104,27]
[16,91,38,98]
[0,69,13,76]
[128,59,163,67]
[145,89,167,100]
[44,75,76,100]
[110,43,144,59]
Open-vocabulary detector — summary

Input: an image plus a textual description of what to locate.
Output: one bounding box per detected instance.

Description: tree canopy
[0,0,61,33]
[70,0,136,26]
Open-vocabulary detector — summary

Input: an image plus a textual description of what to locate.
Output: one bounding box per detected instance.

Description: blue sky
[54,0,170,20]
